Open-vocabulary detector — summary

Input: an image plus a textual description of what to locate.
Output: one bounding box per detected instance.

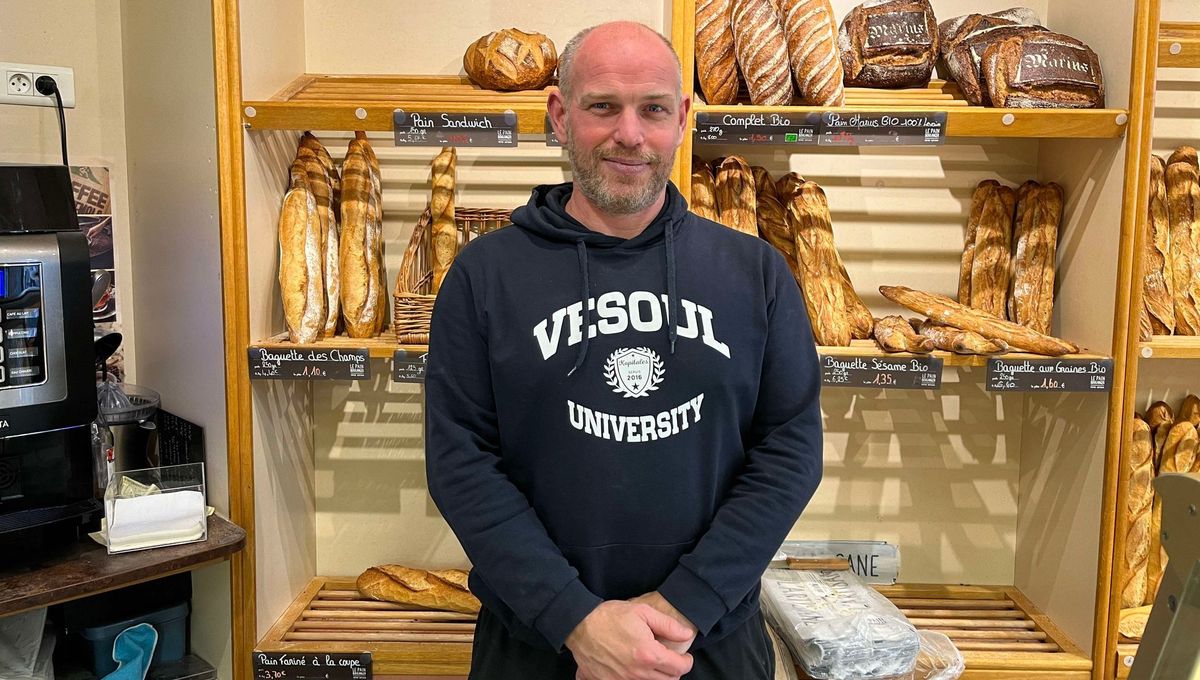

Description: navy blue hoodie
[425,180,823,653]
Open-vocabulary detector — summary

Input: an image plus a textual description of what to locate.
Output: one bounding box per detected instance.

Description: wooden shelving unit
[1136,336,1200,359]
[694,82,1129,140]
[251,330,426,359]
[261,579,1088,678]
[242,75,552,133]
[1159,22,1200,68]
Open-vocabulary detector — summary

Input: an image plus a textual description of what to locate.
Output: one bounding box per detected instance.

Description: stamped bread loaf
[983,30,1104,108]
[838,0,939,88]
[696,0,740,104]
[732,0,794,105]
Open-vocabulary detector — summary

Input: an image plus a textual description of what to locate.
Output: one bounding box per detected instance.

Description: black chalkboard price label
[254,652,371,680]
[248,347,371,381]
[393,349,428,383]
[986,357,1113,392]
[695,111,821,145]
[393,108,517,147]
[820,354,943,389]
[817,111,947,146]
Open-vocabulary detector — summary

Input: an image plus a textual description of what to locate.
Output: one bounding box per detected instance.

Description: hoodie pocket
[561,539,698,600]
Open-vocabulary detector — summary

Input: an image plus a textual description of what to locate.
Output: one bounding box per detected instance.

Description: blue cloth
[101,623,158,680]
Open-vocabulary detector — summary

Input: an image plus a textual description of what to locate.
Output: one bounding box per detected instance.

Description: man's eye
[589,103,611,111]
[647,104,667,114]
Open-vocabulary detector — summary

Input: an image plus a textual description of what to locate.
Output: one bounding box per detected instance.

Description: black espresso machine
[0,165,98,561]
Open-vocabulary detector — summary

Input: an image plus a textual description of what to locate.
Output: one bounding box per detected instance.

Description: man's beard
[565,126,674,215]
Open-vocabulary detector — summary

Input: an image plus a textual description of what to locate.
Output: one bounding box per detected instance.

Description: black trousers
[467,607,775,680]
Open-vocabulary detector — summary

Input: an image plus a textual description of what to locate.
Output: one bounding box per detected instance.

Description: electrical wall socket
[0,62,75,108]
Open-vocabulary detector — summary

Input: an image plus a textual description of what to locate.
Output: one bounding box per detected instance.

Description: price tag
[986,357,1113,392]
[393,349,428,383]
[545,114,561,147]
[817,111,946,146]
[248,347,370,381]
[393,108,518,147]
[780,540,900,584]
[254,652,371,680]
[694,111,821,145]
[819,354,943,389]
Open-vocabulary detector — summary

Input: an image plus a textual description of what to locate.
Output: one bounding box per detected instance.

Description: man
[426,21,822,680]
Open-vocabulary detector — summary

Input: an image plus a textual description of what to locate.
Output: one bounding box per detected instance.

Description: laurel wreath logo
[604,347,665,398]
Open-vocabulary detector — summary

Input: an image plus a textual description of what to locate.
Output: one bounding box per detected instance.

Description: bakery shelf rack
[242,75,553,134]
[1158,21,1200,68]
[1135,336,1200,360]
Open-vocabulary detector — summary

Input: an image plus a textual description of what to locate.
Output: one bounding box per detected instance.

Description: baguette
[339,138,374,338]
[715,156,759,236]
[1165,159,1200,334]
[359,133,386,335]
[874,315,934,353]
[731,0,794,106]
[1144,156,1176,335]
[298,143,340,338]
[916,318,1009,355]
[691,157,720,222]
[1121,417,1154,608]
[357,565,480,614]
[779,0,844,106]
[1119,605,1153,641]
[968,182,1016,318]
[1169,145,1199,171]
[781,178,851,346]
[430,146,458,295]
[278,159,325,344]
[696,0,740,104]
[879,285,1079,355]
[753,166,793,257]
[958,181,993,304]
[1146,401,1175,432]
[1010,181,1062,333]
[1180,394,1200,427]
[1146,421,1199,603]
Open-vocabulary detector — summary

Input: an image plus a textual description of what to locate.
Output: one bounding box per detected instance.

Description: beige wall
[0,0,137,378]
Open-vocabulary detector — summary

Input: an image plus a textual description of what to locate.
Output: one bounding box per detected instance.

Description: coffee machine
[0,165,98,558]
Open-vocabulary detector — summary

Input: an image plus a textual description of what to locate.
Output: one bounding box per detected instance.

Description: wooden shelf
[0,515,245,617]
[819,339,1109,368]
[251,330,426,359]
[1160,22,1200,68]
[242,74,552,133]
[262,579,1088,678]
[1115,642,1139,678]
[1137,335,1200,359]
[694,81,1128,139]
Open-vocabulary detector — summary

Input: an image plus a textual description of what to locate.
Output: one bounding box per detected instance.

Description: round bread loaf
[464,28,557,91]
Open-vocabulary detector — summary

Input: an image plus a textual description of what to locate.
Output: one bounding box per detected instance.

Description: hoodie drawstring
[568,239,591,377]
[665,217,679,356]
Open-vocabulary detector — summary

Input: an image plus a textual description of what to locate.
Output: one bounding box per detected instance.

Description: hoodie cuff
[657,564,729,636]
[533,578,604,651]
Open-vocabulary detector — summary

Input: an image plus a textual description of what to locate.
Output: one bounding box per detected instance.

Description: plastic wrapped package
[890,631,965,680]
[761,569,920,680]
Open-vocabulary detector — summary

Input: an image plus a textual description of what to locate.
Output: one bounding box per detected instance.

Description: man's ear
[547,87,568,142]
[675,94,692,145]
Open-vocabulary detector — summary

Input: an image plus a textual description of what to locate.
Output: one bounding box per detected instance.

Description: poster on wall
[70,166,112,215]
[72,166,123,382]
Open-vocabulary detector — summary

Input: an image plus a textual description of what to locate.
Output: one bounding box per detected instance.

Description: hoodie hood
[511,181,688,375]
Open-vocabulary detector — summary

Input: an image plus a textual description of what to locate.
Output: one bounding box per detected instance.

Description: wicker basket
[393,206,512,344]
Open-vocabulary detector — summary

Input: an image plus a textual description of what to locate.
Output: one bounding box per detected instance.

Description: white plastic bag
[761,569,919,680]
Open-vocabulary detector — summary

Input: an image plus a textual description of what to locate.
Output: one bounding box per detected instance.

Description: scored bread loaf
[715,156,759,235]
[969,182,1016,318]
[753,166,793,257]
[463,29,557,91]
[298,141,340,338]
[732,0,794,105]
[942,22,1041,105]
[958,181,993,304]
[880,285,1079,355]
[696,0,740,104]
[779,0,844,106]
[1166,158,1200,334]
[916,318,1009,355]
[1010,181,1062,333]
[983,30,1104,108]
[1121,417,1155,609]
[279,159,325,344]
[1145,156,1176,335]
[874,315,934,353]
[359,133,386,335]
[781,177,851,346]
[691,156,721,222]
[938,8,1039,56]
[430,147,458,295]
[339,136,377,338]
[357,565,481,614]
[838,0,940,88]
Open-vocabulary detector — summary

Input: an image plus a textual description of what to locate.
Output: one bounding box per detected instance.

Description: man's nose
[612,107,645,147]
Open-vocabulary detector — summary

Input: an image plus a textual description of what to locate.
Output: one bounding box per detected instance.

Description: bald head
[557,22,682,103]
